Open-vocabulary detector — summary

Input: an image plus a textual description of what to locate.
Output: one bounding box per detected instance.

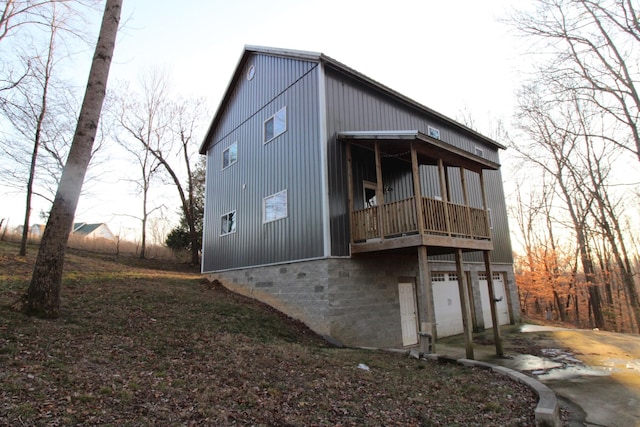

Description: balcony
[339,130,499,255]
[350,196,493,254]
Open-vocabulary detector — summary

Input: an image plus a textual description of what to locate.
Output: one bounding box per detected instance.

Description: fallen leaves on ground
[0,242,537,426]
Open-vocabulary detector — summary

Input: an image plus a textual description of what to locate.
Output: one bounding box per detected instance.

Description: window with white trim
[264,107,286,143]
[222,142,237,169]
[220,211,236,235]
[263,190,287,223]
[428,126,441,140]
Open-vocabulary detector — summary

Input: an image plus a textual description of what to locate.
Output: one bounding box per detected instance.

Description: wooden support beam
[437,159,452,236]
[417,246,436,350]
[374,141,385,239]
[479,170,491,236]
[460,168,473,237]
[455,249,474,359]
[346,142,354,244]
[411,143,425,235]
[483,250,504,356]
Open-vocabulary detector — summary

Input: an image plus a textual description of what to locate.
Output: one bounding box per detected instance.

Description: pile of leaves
[0,241,537,426]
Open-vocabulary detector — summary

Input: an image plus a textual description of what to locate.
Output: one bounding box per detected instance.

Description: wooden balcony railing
[351,197,491,243]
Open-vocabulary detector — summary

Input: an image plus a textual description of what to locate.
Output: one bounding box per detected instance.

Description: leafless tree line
[1,0,207,316]
[1,1,208,265]
[507,0,640,333]
[108,70,207,264]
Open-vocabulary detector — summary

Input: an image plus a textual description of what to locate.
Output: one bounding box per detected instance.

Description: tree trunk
[23,0,122,318]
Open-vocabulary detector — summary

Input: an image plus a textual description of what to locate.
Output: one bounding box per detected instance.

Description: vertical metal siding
[324,68,513,263]
[202,54,324,272]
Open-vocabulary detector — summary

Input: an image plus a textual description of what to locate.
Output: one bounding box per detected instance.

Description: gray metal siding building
[202,53,325,271]
[200,46,520,350]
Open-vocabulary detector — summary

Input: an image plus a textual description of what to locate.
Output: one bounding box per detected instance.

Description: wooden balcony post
[483,250,504,356]
[460,167,473,238]
[455,248,474,360]
[411,143,425,235]
[418,245,436,350]
[479,170,491,237]
[437,159,452,236]
[346,142,354,244]
[374,141,385,239]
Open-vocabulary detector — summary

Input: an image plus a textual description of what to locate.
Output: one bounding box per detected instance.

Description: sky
[1,0,525,242]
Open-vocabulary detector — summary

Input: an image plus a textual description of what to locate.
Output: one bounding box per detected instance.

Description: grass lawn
[0,241,537,426]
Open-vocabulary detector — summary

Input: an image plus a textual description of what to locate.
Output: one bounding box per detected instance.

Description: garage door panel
[479,272,509,328]
[432,273,464,337]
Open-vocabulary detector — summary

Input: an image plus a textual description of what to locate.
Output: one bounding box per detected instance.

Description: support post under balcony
[484,250,504,356]
[455,249,474,360]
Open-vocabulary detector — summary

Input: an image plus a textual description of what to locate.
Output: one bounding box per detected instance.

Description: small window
[487,208,493,229]
[222,142,238,169]
[247,65,255,81]
[479,273,488,281]
[432,273,445,282]
[263,190,287,223]
[220,211,236,235]
[475,146,484,157]
[449,273,458,281]
[428,126,441,140]
[264,107,287,143]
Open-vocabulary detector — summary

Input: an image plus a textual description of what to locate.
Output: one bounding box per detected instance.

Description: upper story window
[247,65,256,81]
[220,211,236,236]
[474,146,484,157]
[263,190,287,223]
[223,142,238,169]
[264,107,287,143]
[427,126,441,140]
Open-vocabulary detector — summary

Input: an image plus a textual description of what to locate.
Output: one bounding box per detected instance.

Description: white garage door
[479,272,510,328]
[432,273,464,338]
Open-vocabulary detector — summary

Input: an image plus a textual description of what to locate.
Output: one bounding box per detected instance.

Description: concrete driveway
[437,324,640,427]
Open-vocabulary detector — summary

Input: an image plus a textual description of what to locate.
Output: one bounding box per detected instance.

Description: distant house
[72,223,115,240]
[18,222,114,241]
[29,224,45,238]
[199,46,520,352]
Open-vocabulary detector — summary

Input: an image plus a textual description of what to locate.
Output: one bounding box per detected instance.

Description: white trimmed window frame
[264,107,287,144]
[222,142,238,169]
[263,189,287,223]
[220,210,236,236]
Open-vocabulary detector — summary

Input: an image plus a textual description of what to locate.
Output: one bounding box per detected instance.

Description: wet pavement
[437,325,640,427]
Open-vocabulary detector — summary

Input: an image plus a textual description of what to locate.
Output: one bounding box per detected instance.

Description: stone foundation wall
[206,256,520,349]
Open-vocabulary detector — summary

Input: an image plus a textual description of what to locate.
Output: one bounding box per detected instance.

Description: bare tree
[23,0,121,318]
[511,84,606,329]
[1,3,65,256]
[147,96,207,265]
[112,70,207,264]
[0,1,92,100]
[111,72,173,259]
[509,0,640,160]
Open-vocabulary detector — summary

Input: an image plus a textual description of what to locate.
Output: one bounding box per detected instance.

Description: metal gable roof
[198,45,506,155]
